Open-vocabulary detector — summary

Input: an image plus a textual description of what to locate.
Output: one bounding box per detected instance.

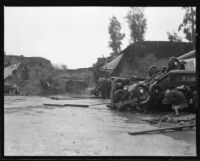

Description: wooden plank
[128,124,196,136]
[43,104,65,106]
[64,104,89,107]
[43,103,89,107]
[48,96,97,100]
[71,96,98,99]
[90,103,110,106]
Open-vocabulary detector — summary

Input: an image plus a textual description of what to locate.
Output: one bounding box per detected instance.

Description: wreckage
[109,50,197,111]
[91,76,145,99]
[91,78,111,99]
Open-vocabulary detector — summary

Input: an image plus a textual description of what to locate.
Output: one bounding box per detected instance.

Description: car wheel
[114,89,126,103]
[149,85,162,100]
[133,84,150,104]
[168,57,180,70]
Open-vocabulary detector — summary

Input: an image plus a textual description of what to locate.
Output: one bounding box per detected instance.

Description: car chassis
[109,57,197,111]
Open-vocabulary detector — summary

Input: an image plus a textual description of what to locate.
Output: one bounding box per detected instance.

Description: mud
[4,96,196,156]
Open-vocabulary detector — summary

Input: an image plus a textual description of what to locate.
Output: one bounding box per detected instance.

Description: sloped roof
[177,50,196,60]
[99,54,123,72]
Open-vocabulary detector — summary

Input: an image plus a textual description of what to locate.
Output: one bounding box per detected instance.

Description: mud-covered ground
[4,96,196,156]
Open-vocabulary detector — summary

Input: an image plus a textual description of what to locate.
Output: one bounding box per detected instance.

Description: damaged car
[109,50,197,111]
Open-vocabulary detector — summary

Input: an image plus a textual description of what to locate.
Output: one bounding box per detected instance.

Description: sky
[4,7,186,69]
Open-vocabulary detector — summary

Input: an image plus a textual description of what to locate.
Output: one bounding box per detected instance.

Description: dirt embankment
[93,41,193,78]
[4,55,95,96]
[116,41,193,78]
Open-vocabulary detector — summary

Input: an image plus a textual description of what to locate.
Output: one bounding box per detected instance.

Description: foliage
[53,64,67,70]
[167,32,182,42]
[178,7,196,48]
[61,64,67,70]
[108,16,125,57]
[125,7,147,43]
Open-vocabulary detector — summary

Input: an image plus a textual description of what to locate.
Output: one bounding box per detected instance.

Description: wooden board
[43,103,89,107]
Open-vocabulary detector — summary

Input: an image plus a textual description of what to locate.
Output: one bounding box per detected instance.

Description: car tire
[168,57,180,70]
[149,85,162,99]
[133,84,150,104]
[114,89,125,103]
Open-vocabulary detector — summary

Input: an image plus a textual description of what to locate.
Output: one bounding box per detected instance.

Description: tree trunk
[191,7,195,49]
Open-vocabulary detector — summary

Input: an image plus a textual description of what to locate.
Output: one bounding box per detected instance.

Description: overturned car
[109,51,197,111]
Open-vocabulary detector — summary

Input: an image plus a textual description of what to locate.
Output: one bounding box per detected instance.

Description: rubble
[141,114,196,125]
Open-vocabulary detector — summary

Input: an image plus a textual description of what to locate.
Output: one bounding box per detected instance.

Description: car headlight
[123,86,128,90]
[139,89,144,94]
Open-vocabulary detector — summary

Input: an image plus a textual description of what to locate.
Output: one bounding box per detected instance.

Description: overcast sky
[4,7,186,69]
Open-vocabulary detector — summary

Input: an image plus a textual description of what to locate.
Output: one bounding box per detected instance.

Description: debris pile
[4,55,95,96]
[141,114,196,125]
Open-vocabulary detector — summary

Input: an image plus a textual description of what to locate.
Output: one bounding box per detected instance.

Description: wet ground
[4,96,196,156]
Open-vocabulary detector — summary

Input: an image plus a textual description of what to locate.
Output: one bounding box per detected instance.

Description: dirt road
[4,96,196,156]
